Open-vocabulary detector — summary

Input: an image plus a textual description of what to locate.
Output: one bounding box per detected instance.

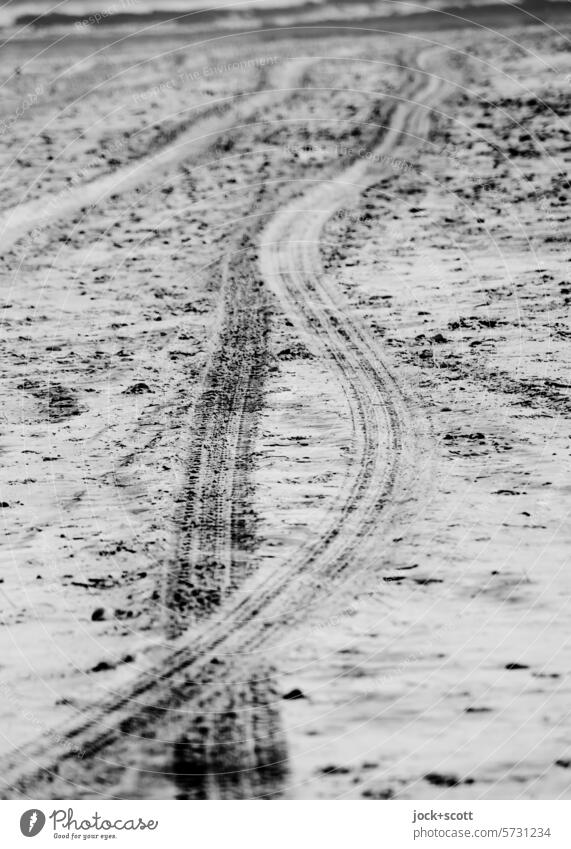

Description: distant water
[0,0,320,28]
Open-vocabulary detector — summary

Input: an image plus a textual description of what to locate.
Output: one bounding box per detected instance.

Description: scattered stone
[92,660,114,672]
[283,688,305,701]
[17,379,83,421]
[425,772,461,787]
[91,607,107,622]
[363,788,394,799]
[123,382,153,395]
[277,342,313,361]
[320,765,351,775]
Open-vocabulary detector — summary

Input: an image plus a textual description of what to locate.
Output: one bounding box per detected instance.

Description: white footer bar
[1,800,569,848]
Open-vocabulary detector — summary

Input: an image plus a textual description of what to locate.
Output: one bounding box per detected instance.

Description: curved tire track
[257,48,450,596]
[0,58,310,251]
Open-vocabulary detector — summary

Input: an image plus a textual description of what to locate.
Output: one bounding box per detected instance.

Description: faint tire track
[0,58,310,251]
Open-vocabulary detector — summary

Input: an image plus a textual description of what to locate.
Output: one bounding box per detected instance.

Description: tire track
[0,49,453,799]
[257,49,450,596]
[164,227,268,637]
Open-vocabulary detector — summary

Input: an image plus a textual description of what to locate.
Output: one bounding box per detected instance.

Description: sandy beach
[0,1,570,800]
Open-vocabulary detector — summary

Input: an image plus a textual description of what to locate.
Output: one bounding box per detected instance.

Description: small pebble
[283,688,305,701]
